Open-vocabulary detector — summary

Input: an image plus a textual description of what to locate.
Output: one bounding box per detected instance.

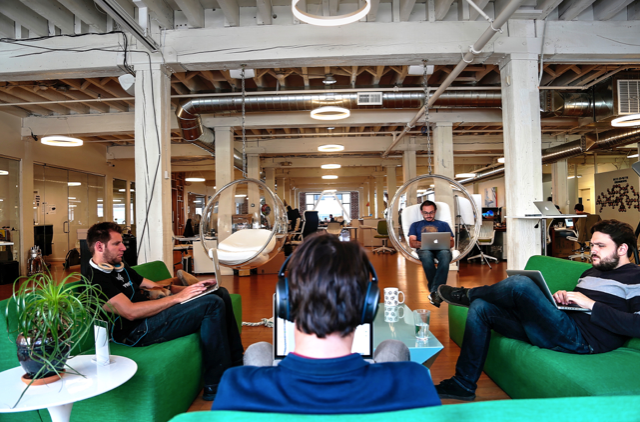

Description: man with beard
[434,219,640,401]
[83,222,243,401]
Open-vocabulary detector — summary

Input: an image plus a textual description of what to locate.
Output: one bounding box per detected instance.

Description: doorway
[33,165,105,262]
[579,188,592,213]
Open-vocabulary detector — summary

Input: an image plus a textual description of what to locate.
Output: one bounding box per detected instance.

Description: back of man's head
[87,222,122,255]
[574,204,584,212]
[288,233,372,338]
[591,219,636,258]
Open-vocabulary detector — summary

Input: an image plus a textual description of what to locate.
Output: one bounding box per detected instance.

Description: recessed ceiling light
[628,153,639,158]
[98,199,103,202]
[327,127,335,130]
[318,144,345,152]
[68,182,81,186]
[235,194,247,198]
[321,164,341,169]
[113,199,121,202]
[611,113,640,127]
[497,157,505,163]
[455,173,476,178]
[185,177,206,182]
[119,189,126,192]
[68,197,76,200]
[568,175,582,179]
[322,175,339,179]
[311,106,350,121]
[0,170,7,175]
[41,136,83,147]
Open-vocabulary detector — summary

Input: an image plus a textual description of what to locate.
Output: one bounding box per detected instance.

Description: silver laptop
[533,201,563,216]
[272,295,374,363]
[180,248,221,304]
[420,232,451,250]
[506,270,589,312]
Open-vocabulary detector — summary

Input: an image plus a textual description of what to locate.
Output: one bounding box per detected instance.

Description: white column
[265,167,275,195]
[501,54,543,270]
[368,179,376,217]
[375,175,385,218]
[358,187,365,218]
[247,154,261,227]
[433,123,455,224]
[134,64,172,268]
[279,177,287,206]
[403,141,417,206]
[215,127,235,242]
[20,139,34,276]
[552,159,569,213]
[386,165,397,201]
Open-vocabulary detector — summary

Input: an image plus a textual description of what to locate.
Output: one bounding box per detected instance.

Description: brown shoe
[177,269,200,286]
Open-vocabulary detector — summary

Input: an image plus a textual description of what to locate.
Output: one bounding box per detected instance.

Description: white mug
[384,287,405,307]
[384,305,405,323]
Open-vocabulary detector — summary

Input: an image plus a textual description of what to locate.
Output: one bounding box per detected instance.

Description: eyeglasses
[422,211,436,216]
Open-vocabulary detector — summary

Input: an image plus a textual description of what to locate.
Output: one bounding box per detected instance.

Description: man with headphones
[83,222,243,401]
[212,233,440,413]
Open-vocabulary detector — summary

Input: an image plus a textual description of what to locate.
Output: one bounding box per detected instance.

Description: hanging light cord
[241,66,247,178]
[423,61,433,176]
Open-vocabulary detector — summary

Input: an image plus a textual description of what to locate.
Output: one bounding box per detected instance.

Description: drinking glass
[413,309,431,340]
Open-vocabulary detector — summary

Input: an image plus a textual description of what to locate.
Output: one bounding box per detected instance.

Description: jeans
[124,287,244,386]
[417,248,452,293]
[453,276,591,393]
[243,339,410,366]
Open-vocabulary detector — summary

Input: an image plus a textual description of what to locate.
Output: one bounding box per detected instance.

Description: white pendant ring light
[311,106,351,120]
[292,0,371,26]
[41,136,83,147]
[611,114,640,127]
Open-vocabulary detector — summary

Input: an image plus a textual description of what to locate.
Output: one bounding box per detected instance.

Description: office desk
[505,215,585,257]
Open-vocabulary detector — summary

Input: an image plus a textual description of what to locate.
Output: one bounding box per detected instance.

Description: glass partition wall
[0,157,21,266]
[33,164,105,262]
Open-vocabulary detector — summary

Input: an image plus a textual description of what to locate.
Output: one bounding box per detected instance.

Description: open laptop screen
[273,296,373,360]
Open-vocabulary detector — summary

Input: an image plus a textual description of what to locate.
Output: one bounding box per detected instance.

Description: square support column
[134,64,172,268]
[376,175,385,219]
[403,141,417,206]
[552,159,569,213]
[247,154,261,226]
[368,179,376,217]
[215,127,235,242]
[500,54,543,269]
[433,122,455,224]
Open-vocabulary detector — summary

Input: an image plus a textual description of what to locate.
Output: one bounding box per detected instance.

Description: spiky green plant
[6,271,113,406]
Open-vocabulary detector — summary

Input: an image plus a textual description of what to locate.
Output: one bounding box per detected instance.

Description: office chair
[326,222,342,236]
[567,214,602,261]
[467,221,498,265]
[291,211,320,246]
[373,220,395,254]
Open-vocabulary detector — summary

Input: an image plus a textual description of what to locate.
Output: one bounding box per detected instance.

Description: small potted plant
[6,271,112,399]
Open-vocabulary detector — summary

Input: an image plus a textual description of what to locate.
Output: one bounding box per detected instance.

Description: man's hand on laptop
[553,290,595,310]
[175,283,212,303]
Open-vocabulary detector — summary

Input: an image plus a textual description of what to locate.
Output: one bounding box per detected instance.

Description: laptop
[420,232,451,250]
[180,248,221,304]
[506,270,589,312]
[272,295,374,363]
[533,201,563,216]
[565,218,574,229]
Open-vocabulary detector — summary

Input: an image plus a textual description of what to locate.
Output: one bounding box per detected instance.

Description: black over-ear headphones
[275,255,380,324]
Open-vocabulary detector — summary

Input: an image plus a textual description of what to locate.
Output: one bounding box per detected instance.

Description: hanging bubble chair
[386,174,482,265]
[200,178,288,269]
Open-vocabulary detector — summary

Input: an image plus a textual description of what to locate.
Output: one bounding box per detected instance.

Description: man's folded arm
[590,301,640,338]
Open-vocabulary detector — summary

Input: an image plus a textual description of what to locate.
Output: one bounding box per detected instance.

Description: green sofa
[168,395,640,421]
[448,255,640,399]
[0,261,242,422]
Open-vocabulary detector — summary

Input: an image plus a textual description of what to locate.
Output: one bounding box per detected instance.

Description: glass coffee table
[373,304,443,367]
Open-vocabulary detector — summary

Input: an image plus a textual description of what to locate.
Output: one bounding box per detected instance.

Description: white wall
[475,178,506,208]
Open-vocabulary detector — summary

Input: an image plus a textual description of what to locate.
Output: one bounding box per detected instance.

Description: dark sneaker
[202,385,218,401]
[435,378,476,401]
[438,285,470,307]
[428,292,442,308]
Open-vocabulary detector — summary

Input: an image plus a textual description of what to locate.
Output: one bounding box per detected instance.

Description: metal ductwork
[462,127,640,185]
[540,91,593,117]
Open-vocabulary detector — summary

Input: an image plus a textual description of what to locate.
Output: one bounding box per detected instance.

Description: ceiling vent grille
[357,92,383,105]
[617,80,640,115]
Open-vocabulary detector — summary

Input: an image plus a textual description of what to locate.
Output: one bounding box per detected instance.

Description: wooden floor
[1,250,511,413]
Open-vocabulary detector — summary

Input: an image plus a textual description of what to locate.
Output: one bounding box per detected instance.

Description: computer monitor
[482,207,501,221]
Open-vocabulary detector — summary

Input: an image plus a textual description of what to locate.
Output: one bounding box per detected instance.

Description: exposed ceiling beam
[435,0,455,20]
[0,0,49,36]
[58,0,107,32]
[174,0,205,27]
[0,13,14,38]
[135,0,174,29]
[20,0,75,34]
[367,0,380,21]
[256,0,273,25]
[593,0,635,20]
[400,0,417,21]
[559,0,597,21]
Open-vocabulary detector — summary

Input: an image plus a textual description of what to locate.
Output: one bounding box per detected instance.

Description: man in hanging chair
[408,200,455,308]
[83,222,244,402]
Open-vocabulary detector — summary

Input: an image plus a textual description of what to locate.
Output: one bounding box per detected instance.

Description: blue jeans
[124,287,244,386]
[453,276,591,393]
[417,248,452,293]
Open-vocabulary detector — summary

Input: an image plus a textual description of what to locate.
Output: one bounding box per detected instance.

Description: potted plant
[6,271,112,398]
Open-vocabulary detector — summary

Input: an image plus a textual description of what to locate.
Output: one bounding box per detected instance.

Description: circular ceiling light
[321,164,341,169]
[0,170,7,175]
[185,177,206,182]
[322,175,339,179]
[455,173,476,178]
[68,182,81,186]
[292,0,371,26]
[323,74,337,85]
[611,113,640,127]
[318,144,345,152]
[41,136,83,147]
[497,157,505,164]
[311,106,350,121]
